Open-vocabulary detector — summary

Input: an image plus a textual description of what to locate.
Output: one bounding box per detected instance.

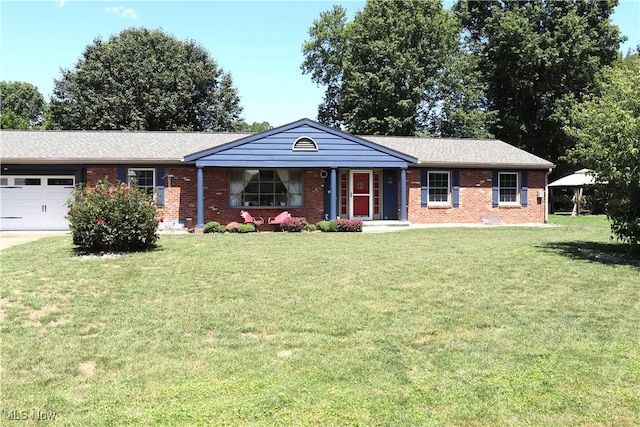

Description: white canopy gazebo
[548,169,597,215]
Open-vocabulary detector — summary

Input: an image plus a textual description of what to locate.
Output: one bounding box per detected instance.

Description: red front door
[351,171,372,219]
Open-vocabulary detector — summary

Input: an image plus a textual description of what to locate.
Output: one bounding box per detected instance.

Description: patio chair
[267,211,291,225]
[240,210,264,226]
[268,211,291,225]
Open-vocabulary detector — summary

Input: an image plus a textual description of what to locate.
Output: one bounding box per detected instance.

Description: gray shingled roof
[1,130,554,169]
[364,135,554,168]
[0,130,250,164]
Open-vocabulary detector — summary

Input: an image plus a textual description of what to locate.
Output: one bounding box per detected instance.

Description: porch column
[330,168,337,220]
[400,168,407,221]
[196,165,205,228]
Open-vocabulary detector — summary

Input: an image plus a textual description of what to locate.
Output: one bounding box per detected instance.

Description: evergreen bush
[238,223,256,233]
[204,221,226,233]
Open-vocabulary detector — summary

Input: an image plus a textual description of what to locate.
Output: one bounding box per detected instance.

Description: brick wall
[83,166,548,226]
[200,168,326,225]
[84,167,118,186]
[150,167,326,226]
[407,169,547,224]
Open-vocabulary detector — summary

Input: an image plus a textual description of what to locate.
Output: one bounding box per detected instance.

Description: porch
[182,119,417,228]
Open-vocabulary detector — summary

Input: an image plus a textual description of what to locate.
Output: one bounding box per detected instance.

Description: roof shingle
[0,129,554,169]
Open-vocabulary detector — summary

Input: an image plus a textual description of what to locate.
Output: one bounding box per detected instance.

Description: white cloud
[56,0,69,7]
[104,6,138,19]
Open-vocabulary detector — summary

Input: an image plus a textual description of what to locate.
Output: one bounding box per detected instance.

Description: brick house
[0,118,554,231]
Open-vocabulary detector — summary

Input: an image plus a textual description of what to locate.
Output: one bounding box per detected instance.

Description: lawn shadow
[70,244,164,258]
[540,240,640,268]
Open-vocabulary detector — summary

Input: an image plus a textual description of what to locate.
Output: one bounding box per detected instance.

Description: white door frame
[349,170,373,220]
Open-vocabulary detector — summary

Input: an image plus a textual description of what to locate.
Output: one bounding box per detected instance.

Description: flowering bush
[67,179,159,252]
[281,216,308,232]
[336,218,363,232]
[316,219,363,232]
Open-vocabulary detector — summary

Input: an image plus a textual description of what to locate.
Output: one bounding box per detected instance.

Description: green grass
[1,215,639,426]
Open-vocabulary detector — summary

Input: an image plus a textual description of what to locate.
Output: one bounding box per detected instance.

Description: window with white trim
[499,172,519,204]
[128,168,155,196]
[229,169,303,207]
[428,171,450,204]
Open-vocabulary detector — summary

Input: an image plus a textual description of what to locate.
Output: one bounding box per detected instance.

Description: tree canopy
[0,81,45,129]
[302,1,475,136]
[566,54,640,249]
[240,121,273,133]
[49,28,244,131]
[454,0,624,169]
[303,0,624,161]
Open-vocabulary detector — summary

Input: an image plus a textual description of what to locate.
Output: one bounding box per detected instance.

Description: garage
[0,175,75,231]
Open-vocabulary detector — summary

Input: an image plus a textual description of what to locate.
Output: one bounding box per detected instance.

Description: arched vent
[292,136,318,152]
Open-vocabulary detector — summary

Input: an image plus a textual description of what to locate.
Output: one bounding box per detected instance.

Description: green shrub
[67,179,159,252]
[316,220,338,232]
[204,221,226,233]
[304,223,317,232]
[238,223,256,233]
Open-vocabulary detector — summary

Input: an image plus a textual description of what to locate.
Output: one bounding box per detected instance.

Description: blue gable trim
[184,118,417,168]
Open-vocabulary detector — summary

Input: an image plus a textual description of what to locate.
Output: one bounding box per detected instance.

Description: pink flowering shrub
[336,218,363,232]
[281,216,308,232]
[316,219,363,232]
[67,178,159,252]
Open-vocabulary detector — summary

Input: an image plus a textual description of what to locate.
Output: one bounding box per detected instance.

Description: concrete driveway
[0,231,69,250]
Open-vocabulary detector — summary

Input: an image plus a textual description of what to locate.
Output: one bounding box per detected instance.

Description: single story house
[0,118,554,231]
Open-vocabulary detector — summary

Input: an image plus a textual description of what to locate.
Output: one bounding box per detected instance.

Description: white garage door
[0,176,75,231]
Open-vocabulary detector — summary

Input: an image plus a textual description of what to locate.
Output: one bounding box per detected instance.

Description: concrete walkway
[0,231,69,250]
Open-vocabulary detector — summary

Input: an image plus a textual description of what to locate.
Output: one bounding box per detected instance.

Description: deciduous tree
[566,54,640,249]
[240,121,273,133]
[49,28,243,131]
[303,1,478,136]
[455,0,624,169]
[0,81,45,129]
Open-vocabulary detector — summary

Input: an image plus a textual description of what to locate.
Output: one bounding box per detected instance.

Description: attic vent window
[292,136,318,152]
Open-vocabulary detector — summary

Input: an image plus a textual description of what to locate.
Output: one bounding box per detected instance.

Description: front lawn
[1,216,638,425]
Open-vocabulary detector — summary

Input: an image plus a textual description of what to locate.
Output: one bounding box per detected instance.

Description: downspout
[400,168,407,221]
[545,168,552,224]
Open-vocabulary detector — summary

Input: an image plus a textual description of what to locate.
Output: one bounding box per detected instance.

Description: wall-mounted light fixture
[127,170,137,185]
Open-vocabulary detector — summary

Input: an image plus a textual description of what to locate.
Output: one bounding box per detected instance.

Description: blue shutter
[117,166,126,183]
[421,169,428,207]
[492,170,499,207]
[156,166,165,207]
[452,169,460,207]
[521,171,528,207]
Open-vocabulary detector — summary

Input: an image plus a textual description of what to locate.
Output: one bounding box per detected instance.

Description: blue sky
[1,0,638,127]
